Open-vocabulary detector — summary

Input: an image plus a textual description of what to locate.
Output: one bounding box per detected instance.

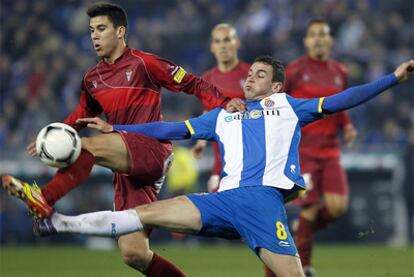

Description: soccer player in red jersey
[1,3,245,276]
[192,23,250,192]
[284,19,358,277]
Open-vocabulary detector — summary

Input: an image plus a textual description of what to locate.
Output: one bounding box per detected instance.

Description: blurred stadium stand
[1,0,413,245]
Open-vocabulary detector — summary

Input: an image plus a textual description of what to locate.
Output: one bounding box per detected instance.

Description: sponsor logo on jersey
[264,98,275,107]
[126,69,133,82]
[225,109,280,122]
[279,241,290,247]
[290,164,296,174]
[92,80,97,88]
[172,66,186,83]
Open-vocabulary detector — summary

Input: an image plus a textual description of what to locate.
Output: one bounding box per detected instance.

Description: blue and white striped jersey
[185,93,324,192]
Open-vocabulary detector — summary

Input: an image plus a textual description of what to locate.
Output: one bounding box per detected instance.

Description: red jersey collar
[102,47,131,66]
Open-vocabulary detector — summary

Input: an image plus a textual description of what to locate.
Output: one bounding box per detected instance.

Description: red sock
[295,216,314,267]
[144,253,186,277]
[264,265,276,277]
[42,149,95,206]
[313,206,335,230]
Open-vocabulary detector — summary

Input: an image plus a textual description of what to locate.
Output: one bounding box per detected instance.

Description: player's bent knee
[119,244,152,271]
[326,202,348,218]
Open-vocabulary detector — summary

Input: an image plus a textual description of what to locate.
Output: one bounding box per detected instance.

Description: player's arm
[64,79,103,131]
[323,60,413,113]
[27,79,102,157]
[78,108,220,141]
[143,53,246,112]
[290,60,413,126]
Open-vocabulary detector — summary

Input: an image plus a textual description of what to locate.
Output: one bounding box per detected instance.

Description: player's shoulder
[329,58,348,75]
[201,67,218,79]
[238,60,251,71]
[286,56,307,69]
[83,62,100,81]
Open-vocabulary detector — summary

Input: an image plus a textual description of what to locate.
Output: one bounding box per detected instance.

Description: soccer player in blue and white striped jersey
[34,57,414,277]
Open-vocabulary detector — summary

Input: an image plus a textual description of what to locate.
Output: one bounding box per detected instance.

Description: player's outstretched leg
[259,248,304,277]
[2,175,52,218]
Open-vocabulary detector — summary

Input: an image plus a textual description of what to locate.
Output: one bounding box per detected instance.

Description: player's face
[244,62,281,100]
[89,16,123,59]
[210,27,240,63]
[304,23,333,60]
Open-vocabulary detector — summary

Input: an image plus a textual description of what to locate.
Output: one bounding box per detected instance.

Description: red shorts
[113,131,172,211]
[293,153,349,206]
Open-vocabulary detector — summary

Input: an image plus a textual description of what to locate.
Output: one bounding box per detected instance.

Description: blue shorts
[187,186,298,256]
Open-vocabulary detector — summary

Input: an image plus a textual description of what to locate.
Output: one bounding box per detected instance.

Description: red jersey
[201,61,250,107]
[285,55,352,158]
[65,48,229,134]
[201,61,250,176]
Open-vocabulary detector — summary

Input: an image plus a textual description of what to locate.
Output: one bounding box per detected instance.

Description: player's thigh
[82,132,129,172]
[258,248,304,277]
[322,158,349,217]
[137,195,202,233]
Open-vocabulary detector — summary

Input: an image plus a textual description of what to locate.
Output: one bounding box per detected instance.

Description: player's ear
[235,38,241,49]
[117,26,126,39]
[271,82,283,93]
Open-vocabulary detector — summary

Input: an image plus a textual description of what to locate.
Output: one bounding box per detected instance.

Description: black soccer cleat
[33,214,57,237]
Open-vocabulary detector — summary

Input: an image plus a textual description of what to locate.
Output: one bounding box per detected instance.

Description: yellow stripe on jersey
[185,120,195,135]
[318,97,325,113]
[173,67,186,83]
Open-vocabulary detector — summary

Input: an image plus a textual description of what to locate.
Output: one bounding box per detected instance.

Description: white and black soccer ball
[36,123,82,168]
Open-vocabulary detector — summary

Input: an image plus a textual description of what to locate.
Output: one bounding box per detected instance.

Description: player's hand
[394,60,414,82]
[343,124,357,147]
[225,98,248,113]
[76,117,113,133]
[192,140,207,159]
[27,141,37,157]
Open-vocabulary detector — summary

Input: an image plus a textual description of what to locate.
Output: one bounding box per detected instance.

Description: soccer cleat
[303,266,316,277]
[2,175,52,218]
[33,214,57,237]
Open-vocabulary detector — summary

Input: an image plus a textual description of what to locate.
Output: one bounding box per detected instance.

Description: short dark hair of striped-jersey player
[254,56,285,84]
[87,3,128,34]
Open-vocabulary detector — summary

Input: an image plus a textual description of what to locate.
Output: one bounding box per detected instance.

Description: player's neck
[308,53,330,62]
[104,43,127,64]
[218,57,239,72]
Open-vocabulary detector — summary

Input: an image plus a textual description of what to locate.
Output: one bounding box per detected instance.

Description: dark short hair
[306,18,330,34]
[87,3,128,31]
[254,56,285,83]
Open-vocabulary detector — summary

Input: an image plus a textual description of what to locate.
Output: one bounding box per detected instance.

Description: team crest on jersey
[303,74,310,82]
[264,98,275,107]
[126,69,133,82]
[334,75,342,86]
[92,80,97,88]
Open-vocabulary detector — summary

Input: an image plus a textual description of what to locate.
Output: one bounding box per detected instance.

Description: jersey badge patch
[126,69,133,82]
[92,80,97,88]
[264,98,275,107]
[172,67,186,83]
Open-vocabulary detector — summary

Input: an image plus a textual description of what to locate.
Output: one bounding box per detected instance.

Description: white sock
[51,209,143,237]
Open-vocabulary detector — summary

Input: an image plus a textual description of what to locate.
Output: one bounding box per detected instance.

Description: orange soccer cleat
[2,175,52,218]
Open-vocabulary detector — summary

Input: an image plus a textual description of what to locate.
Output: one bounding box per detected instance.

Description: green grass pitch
[0,244,413,276]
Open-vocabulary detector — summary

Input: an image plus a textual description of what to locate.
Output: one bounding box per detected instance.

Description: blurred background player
[283,19,358,277]
[192,23,250,192]
[1,3,245,277]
